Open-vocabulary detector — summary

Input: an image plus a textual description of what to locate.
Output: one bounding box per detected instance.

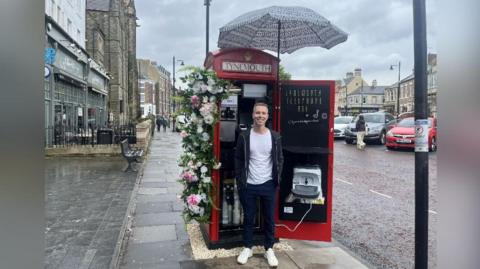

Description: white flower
[200,165,208,174]
[202,176,211,184]
[202,96,209,103]
[200,84,210,93]
[204,115,214,125]
[209,95,216,102]
[197,126,204,134]
[213,162,222,169]
[207,77,215,86]
[196,161,203,168]
[208,86,218,94]
[199,207,205,216]
[200,193,207,201]
[192,81,206,93]
[194,73,203,80]
[201,132,210,141]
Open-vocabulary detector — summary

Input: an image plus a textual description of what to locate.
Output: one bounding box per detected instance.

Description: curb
[108,140,151,269]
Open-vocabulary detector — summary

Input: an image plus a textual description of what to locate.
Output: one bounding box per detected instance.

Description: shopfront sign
[54,49,84,80]
[88,70,106,92]
[222,61,272,73]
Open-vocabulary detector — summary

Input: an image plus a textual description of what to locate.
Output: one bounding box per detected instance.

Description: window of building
[77,29,81,42]
[140,93,145,103]
[372,96,377,104]
[50,0,55,17]
[57,6,61,24]
[67,19,72,35]
[362,96,367,104]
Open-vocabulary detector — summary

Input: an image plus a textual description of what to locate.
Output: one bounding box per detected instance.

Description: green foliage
[279,64,292,80]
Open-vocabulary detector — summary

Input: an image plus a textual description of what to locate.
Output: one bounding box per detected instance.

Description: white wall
[45,0,86,48]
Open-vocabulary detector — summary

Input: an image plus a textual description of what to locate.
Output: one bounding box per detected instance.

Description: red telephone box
[200,48,334,248]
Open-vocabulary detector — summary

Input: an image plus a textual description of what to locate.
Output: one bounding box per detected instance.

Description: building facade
[137,59,172,117]
[346,80,385,115]
[383,53,437,117]
[44,15,109,146]
[336,68,369,116]
[45,0,86,47]
[138,79,155,117]
[86,0,139,124]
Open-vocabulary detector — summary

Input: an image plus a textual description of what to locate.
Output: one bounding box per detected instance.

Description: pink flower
[182,171,198,182]
[191,95,200,107]
[187,194,201,206]
[180,131,188,138]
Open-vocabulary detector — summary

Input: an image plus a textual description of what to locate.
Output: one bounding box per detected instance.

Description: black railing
[45,124,136,147]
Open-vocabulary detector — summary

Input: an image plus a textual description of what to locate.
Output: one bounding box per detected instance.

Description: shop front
[201,48,334,249]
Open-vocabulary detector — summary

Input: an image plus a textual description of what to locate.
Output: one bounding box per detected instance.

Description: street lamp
[390,61,401,119]
[204,0,212,57]
[172,56,184,113]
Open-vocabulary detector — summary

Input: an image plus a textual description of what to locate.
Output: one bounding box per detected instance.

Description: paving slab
[135,201,173,214]
[132,225,177,243]
[138,187,168,195]
[285,247,369,269]
[179,252,299,269]
[134,212,184,226]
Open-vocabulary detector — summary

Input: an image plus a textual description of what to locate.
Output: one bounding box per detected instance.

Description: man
[234,102,283,267]
[155,115,162,132]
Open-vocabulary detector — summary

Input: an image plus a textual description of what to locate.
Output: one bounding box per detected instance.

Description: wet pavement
[45,156,138,269]
[119,129,191,269]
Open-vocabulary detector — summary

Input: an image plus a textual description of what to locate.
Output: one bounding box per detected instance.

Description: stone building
[137,59,172,117]
[336,68,369,116]
[346,80,386,115]
[85,0,139,124]
[383,53,437,117]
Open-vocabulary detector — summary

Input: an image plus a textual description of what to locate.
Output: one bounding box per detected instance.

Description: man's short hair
[253,102,269,112]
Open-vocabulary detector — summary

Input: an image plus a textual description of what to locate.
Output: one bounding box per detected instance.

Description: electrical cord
[275,202,313,232]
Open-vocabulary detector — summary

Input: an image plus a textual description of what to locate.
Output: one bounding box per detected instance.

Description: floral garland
[176,67,232,223]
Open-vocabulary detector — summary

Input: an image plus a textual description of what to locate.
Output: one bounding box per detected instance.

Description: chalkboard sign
[280,84,330,150]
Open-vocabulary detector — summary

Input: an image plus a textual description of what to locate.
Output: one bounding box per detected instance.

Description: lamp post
[344,87,348,116]
[360,79,364,114]
[204,0,212,57]
[172,56,184,113]
[390,61,401,119]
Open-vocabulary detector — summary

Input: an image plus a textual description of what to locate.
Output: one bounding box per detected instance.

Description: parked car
[344,112,396,145]
[386,117,437,151]
[334,116,354,138]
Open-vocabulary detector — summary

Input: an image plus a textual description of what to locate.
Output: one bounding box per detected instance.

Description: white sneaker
[264,248,278,267]
[237,247,253,265]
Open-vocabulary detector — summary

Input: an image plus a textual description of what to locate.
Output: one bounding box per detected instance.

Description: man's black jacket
[234,128,284,190]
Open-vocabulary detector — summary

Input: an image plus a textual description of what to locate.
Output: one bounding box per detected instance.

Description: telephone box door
[274,80,335,241]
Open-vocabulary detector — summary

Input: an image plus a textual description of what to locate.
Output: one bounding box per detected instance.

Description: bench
[120,139,144,172]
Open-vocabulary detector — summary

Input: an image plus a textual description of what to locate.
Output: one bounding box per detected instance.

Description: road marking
[369,189,392,199]
[429,210,437,215]
[335,178,353,185]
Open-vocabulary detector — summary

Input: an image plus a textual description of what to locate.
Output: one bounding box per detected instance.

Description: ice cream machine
[201,48,334,248]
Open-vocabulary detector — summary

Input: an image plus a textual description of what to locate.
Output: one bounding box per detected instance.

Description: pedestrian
[161,114,168,132]
[171,116,176,132]
[155,115,162,132]
[356,114,366,150]
[234,102,283,267]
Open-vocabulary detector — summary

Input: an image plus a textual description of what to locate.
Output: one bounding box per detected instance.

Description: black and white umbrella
[218,6,348,55]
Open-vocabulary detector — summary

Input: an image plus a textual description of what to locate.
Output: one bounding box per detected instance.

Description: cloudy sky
[135,0,437,87]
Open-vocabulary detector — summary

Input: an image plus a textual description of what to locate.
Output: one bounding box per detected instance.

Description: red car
[386,117,437,151]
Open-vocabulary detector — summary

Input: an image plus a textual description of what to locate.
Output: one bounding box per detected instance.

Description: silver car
[344,112,396,145]
[334,116,353,138]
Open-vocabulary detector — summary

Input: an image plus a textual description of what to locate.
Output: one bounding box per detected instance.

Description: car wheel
[379,131,386,145]
[430,137,437,152]
[345,138,353,144]
[386,146,394,150]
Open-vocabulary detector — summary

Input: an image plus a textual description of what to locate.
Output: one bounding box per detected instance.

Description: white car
[334,116,353,138]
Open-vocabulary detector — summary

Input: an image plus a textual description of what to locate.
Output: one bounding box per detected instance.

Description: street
[332,139,437,269]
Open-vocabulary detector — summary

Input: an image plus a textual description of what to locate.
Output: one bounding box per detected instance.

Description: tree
[279,64,291,80]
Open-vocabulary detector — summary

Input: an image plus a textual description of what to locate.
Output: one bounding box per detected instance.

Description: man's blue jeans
[238,180,276,250]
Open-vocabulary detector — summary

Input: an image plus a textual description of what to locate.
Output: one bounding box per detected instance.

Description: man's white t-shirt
[247,129,273,185]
